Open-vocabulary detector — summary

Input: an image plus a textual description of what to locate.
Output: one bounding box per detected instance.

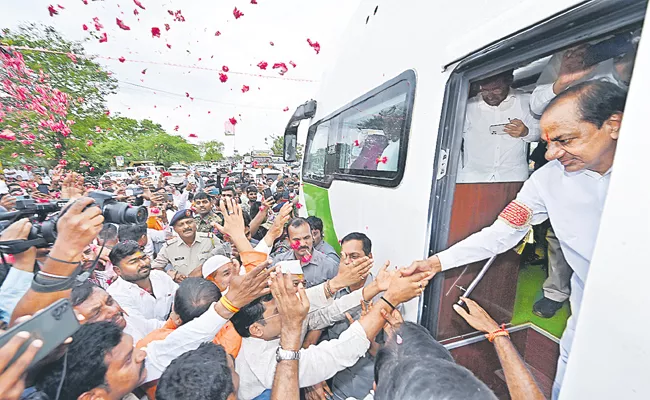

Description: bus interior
[421,2,645,398]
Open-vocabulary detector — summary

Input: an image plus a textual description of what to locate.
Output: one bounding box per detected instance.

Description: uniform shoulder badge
[166,237,179,245]
[498,200,533,230]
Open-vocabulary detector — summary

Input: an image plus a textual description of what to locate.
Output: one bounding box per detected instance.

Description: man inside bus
[407,80,626,399]
[528,34,637,318]
[457,69,540,183]
[272,218,339,288]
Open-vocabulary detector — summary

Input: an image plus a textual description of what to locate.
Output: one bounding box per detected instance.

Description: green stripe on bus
[302,182,341,252]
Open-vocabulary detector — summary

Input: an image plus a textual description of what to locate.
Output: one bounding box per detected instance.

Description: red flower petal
[241,85,250,93]
[164,23,171,31]
[222,65,229,72]
[353,139,360,147]
[82,24,89,31]
[185,92,190,97]
[188,133,198,138]
[57,4,65,8]
[151,27,161,38]
[133,9,139,15]
[289,61,297,68]
[257,61,268,70]
[105,110,110,116]
[99,32,108,43]
[141,68,147,74]
[229,117,237,125]
[82,0,88,4]
[215,31,221,36]
[118,56,126,63]
[251,0,258,3]
[134,0,146,10]
[174,125,179,131]
[167,9,174,15]
[283,107,289,112]
[48,5,59,16]
[307,38,321,54]
[269,41,274,46]
[219,73,228,83]
[233,7,244,19]
[166,43,172,49]
[272,62,288,75]
[116,18,131,30]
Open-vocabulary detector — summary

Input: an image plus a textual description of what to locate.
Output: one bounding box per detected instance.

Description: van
[282,0,649,397]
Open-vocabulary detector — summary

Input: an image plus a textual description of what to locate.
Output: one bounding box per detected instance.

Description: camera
[86,191,148,225]
[0,192,147,250]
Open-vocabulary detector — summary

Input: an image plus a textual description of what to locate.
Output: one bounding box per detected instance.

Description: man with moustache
[108,240,178,323]
[152,209,227,282]
[272,218,339,288]
[406,80,627,399]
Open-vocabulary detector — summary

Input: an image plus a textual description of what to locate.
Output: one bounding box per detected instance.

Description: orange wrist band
[486,324,510,342]
[220,296,240,313]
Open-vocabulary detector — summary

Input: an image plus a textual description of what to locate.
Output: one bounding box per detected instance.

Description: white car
[167,166,188,185]
[102,171,131,182]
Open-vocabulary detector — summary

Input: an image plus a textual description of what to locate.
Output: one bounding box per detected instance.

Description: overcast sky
[3,0,361,155]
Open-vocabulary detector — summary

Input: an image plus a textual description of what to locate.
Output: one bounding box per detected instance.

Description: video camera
[0,191,148,249]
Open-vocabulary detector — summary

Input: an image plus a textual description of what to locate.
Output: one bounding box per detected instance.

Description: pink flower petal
[307,38,321,54]
[229,117,237,125]
[257,61,268,70]
[134,0,146,10]
[219,73,228,83]
[283,107,289,112]
[215,31,221,36]
[151,27,161,38]
[119,56,126,63]
[222,65,229,72]
[48,5,59,16]
[116,18,131,30]
[241,85,250,93]
[99,32,108,43]
[233,7,244,19]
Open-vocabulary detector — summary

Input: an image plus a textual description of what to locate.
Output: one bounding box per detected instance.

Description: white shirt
[530,55,627,116]
[235,284,369,400]
[439,159,611,322]
[107,270,178,328]
[458,90,540,183]
[142,302,229,382]
[376,140,400,171]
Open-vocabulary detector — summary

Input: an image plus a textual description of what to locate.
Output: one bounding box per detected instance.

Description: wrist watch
[276,346,300,362]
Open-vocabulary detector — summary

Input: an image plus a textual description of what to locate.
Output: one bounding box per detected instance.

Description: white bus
[282,0,649,398]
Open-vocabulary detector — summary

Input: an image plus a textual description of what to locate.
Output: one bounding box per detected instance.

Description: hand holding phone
[0,299,80,372]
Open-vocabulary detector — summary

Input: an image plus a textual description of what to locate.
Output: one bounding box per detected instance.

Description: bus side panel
[302,182,341,252]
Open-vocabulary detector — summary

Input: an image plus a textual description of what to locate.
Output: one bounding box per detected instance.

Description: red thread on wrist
[486,324,509,342]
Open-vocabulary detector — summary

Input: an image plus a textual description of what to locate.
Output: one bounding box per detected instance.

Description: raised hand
[553,44,597,93]
[214,197,246,239]
[383,268,433,306]
[226,261,272,309]
[0,219,36,272]
[452,297,500,334]
[53,197,105,260]
[271,267,309,332]
[0,196,16,211]
[330,253,373,291]
[0,331,43,400]
[504,118,529,138]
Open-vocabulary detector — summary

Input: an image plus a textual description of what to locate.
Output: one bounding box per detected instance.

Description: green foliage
[199,140,225,162]
[268,134,303,159]
[0,24,199,172]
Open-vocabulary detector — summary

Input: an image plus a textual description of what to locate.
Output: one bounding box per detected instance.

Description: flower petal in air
[233,7,244,19]
[48,5,59,16]
[151,27,161,38]
[82,24,89,31]
[307,38,321,54]
[188,133,198,138]
[164,23,171,31]
[219,73,228,83]
[289,61,297,68]
[99,32,108,43]
[272,62,288,75]
[229,117,237,125]
[134,0,146,10]
[241,85,250,93]
[215,31,221,36]
[174,125,179,131]
[116,18,131,30]
[119,56,126,63]
[141,68,147,74]
[283,107,289,112]
[222,65,229,72]
[257,61,268,70]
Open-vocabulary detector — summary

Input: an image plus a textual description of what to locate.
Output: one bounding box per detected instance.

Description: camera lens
[40,219,58,244]
[102,203,148,224]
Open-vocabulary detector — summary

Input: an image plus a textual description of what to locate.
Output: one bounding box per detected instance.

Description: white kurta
[439,159,611,398]
[458,90,540,183]
[107,270,178,327]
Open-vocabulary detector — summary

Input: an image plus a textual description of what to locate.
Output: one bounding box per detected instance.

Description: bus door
[423,1,647,398]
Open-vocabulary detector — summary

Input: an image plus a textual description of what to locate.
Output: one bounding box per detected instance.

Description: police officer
[152,209,227,282]
[193,192,223,233]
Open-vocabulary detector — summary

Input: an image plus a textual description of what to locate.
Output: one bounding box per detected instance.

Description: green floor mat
[511,264,571,339]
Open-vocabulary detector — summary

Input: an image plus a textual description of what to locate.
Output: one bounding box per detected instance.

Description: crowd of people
[0,159,550,400]
[0,36,634,400]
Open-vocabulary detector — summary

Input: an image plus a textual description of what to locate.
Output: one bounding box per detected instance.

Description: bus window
[336,80,409,174]
[303,121,330,182]
[302,70,415,188]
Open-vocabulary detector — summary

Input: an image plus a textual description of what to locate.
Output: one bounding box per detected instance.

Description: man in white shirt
[458,70,541,183]
[37,263,273,399]
[108,240,178,325]
[407,80,627,400]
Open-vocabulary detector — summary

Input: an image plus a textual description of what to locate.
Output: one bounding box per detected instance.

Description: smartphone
[166,193,173,202]
[0,299,80,369]
[263,188,273,199]
[489,123,510,135]
[125,189,134,197]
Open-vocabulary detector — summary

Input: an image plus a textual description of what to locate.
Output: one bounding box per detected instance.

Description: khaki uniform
[152,232,227,276]
[195,211,224,234]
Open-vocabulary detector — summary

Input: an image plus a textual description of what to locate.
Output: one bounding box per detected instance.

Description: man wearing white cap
[201,255,245,295]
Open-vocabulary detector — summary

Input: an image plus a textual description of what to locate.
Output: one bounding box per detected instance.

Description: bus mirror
[284,133,298,162]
